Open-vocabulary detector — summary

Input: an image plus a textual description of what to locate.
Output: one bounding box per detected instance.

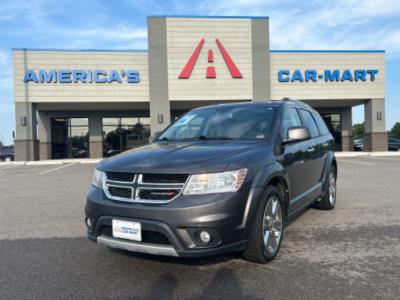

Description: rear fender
[320,151,337,196]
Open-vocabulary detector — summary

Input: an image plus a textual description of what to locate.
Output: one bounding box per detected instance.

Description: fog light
[85,217,92,229]
[199,231,211,244]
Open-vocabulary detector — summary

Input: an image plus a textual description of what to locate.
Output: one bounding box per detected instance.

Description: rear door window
[299,109,319,138]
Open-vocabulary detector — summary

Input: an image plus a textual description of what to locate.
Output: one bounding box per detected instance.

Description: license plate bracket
[112,219,142,242]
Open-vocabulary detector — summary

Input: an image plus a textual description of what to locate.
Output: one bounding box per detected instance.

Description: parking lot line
[0,165,22,170]
[39,163,76,175]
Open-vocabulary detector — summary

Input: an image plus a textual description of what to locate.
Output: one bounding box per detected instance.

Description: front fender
[239,161,290,233]
[252,161,290,191]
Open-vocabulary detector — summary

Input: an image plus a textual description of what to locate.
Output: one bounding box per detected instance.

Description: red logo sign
[179,39,243,79]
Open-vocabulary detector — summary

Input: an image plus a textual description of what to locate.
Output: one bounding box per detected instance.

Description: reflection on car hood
[98,141,262,174]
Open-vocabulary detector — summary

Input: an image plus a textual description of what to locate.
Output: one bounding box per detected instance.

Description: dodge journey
[85,99,337,263]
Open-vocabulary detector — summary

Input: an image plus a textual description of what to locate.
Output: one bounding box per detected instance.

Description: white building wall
[270,52,385,100]
[166,18,253,101]
[13,50,149,103]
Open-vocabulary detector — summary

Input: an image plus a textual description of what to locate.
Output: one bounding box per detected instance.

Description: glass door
[68,118,89,158]
[51,118,68,159]
[51,118,89,159]
[320,113,342,151]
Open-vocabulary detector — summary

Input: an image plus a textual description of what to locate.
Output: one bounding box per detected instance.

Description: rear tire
[315,166,336,210]
[243,185,284,263]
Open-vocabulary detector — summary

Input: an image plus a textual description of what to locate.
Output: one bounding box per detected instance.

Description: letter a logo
[178,39,243,79]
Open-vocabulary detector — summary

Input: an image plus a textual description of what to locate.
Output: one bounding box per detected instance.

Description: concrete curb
[1,152,400,166]
[335,151,400,157]
[1,159,102,166]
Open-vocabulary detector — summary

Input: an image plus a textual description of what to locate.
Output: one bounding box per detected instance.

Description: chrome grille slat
[137,174,187,186]
[140,173,189,184]
[105,172,136,183]
[104,173,189,204]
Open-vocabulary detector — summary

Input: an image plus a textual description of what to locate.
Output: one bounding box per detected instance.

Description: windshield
[158,105,278,141]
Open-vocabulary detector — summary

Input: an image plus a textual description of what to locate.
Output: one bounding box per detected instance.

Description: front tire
[243,186,284,263]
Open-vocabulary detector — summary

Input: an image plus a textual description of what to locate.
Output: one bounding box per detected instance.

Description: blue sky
[0,0,399,145]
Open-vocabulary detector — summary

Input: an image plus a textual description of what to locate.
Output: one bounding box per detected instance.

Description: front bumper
[85,185,263,257]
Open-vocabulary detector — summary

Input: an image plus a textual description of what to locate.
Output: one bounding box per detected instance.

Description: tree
[352,123,364,140]
[389,122,400,139]
[0,139,3,148]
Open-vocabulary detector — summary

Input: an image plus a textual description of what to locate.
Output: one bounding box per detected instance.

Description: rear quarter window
[313,112,330,135]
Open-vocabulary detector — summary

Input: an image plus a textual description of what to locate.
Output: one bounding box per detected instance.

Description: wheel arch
[320,151,337,196]
[265,175,290,222]
[243,162,291,231]
[254,161,291,222]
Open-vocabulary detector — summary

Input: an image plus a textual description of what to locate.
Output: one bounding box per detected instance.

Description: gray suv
[85,100,337,263]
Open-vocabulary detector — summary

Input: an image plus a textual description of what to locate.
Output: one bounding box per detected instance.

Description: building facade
[12,16,387,161]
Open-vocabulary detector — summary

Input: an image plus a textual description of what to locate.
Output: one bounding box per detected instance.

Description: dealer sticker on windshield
[112,219,142,242]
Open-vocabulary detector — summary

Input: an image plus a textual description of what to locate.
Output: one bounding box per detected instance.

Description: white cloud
[2,0,147,50]
[195,0,400,57]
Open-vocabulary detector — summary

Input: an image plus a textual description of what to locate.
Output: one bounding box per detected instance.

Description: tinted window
[313,112,330,135]
[281,108,302,139]
[299,109,319,138]
[159,105,278,141]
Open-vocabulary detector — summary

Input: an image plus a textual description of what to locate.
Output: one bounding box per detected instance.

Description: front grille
[104,173,188,203]
[106,172,135,182]
[138,189,180,201]
[101,226,170,245]
[141,174,189,184]
[108,186,132,199]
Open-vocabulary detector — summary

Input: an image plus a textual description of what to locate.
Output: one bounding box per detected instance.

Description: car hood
[97,141,263,174]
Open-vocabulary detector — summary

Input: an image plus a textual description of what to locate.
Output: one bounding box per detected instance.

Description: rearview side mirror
[283,126,310,144]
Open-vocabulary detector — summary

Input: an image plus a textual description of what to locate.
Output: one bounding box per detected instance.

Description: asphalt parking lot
[0,157,399,299]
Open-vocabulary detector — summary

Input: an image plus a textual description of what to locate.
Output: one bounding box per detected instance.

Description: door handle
[322,142,329,147]
[307,147,315,153]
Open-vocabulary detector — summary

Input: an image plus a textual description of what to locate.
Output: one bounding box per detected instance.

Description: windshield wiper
[197,135,234,140]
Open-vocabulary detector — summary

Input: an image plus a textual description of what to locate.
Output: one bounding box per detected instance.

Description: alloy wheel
[262,196,283,256]
[328,172,336,206]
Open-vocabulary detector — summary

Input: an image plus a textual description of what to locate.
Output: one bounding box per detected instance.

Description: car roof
[191,99,309,111]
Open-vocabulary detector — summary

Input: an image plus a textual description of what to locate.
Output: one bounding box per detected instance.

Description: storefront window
[102,117,150,157]
[51,118,89,159]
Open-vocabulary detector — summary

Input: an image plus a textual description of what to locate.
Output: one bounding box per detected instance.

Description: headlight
[92,169,105,189]
[183,168,247,195]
